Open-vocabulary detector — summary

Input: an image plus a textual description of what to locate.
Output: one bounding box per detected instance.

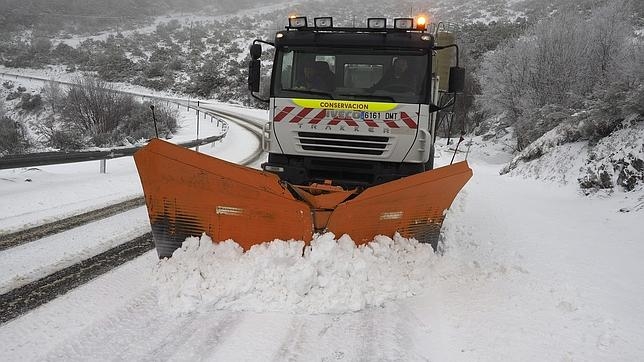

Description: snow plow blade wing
[135,139,471,258]
[325,161,472,246]
[134,139,312,258]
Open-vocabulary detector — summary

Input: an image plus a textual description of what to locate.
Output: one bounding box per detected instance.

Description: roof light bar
[288,16,308,28]
[314,17,333,28]
[394,18,414,29]
[367,18,386,29]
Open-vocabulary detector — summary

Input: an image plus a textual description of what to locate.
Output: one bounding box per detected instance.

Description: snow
[2,41,644,362]
[0,206,149,294]
[0,159,144,233]
[2,124,643,360]
[0,72,261,233]
[429,162,644,361]
[156,232,435,314]
[502,120,644,196]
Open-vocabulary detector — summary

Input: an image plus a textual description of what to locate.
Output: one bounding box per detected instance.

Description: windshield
[272,48,429,104]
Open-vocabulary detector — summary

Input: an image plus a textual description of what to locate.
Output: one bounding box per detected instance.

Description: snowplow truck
[134,16,472,258]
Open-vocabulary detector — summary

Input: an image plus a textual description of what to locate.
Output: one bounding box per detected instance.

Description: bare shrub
[120,102,178,141]
[0,115,28,155]
[56,76,178,148]
[61,76,136,146]
[42,79,63,114]
[33,115,85,150]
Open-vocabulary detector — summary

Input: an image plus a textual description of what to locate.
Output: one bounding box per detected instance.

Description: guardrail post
[195,107,200,152]
[100,159,107,174]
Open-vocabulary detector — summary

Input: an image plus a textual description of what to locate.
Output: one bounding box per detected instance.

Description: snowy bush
[0,115,28,155]
[18,94,42,111]
[57,76,178,148]
[458,20,529,133]
[119,102,178,141]
[31,37,52,55]
[42,80,63,114]
[5,92,21,101]
[577,120,644,193]
[133,76,175,91]
[96,48,136,82]
[477,1,638,150]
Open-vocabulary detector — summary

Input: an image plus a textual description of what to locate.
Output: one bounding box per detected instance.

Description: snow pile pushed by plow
[155,233,436,314]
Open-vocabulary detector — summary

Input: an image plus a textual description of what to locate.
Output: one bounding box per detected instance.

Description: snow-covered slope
[502,120,644,198]
[2,127,643,361]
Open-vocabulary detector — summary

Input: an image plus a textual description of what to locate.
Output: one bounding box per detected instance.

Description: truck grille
[296,132,390,156]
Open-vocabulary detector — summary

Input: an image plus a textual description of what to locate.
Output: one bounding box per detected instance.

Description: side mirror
[248,59,260,93]
[448,66,465,93]
[250,44,262,60]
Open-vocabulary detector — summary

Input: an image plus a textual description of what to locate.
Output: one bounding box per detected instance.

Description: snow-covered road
[2,138,643,360]
[1,84,643,360]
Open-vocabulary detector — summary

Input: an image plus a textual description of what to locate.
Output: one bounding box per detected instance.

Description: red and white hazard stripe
[273,107,418,129]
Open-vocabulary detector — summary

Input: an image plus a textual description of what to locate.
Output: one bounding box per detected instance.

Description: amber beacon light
[416,16,427,30]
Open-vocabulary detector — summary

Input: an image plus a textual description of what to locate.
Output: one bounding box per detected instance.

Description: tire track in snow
[43,292,242,361]
[43,289,162,360]
[141,314,220,361]
[0,233,154,324]
[0,196,145,251]
[154,311,244,360]
[355,309,378,360]
[270,312,382,362]
[390,304,428,361]
[0,109,263,322]
[272,317,309,362]
[351,306,421,361]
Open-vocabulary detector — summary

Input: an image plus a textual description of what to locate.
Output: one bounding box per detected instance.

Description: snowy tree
[42,79,63,114]
[476,1,637,149]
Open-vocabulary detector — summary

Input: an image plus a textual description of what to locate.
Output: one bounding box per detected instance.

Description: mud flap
[134,139,312,258]
[325,161,472,248]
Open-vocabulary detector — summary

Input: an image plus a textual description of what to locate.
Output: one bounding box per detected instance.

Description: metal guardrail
[0,71,230,170]
[0,134,226,170]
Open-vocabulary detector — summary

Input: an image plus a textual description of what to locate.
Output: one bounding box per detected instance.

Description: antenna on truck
[150,104,159,138]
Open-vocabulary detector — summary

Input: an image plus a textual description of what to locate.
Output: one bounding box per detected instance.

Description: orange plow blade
[325,161,472,247]
[134,139,312,258]
[134,139,472,258]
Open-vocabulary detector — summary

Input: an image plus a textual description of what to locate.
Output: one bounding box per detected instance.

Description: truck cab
[249,16,463,189]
